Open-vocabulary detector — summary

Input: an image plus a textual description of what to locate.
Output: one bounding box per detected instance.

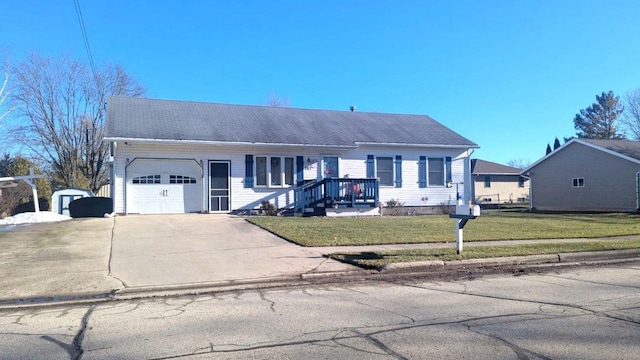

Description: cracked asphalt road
[1,261,639,359]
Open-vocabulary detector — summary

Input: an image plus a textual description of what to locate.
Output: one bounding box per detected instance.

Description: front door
[323,156,339,179]
[209,161,230,212]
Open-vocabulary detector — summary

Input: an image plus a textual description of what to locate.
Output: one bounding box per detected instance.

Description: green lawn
[329,240,640,268]
[247,212,640,247]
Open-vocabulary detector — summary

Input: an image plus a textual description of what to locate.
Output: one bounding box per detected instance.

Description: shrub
[437,202,453,215]
[259,201,278,216]
[384,198,405,216]
[11,198,50,215]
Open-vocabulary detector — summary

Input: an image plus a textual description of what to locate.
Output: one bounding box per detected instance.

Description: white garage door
[127,159,202,214]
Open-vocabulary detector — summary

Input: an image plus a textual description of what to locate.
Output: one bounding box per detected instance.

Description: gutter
[104,137,479,150]
[103,137,358,149]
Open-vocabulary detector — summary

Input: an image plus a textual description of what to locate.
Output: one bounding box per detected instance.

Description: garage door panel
[127,159,202,214]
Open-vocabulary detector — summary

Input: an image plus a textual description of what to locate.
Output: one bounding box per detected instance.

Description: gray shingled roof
[581,139,640,161]
[105,97,478,148]
[471,159,521,175]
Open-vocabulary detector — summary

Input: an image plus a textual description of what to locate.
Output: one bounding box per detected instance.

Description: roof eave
[103,137,358,149]
[521,138,640,175]
[354,142,479,149]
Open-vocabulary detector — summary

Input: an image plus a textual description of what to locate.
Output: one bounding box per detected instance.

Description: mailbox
[456,203,481,217]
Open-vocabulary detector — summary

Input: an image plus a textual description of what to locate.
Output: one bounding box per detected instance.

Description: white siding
[343,147,469,206]
[111,141,472,213]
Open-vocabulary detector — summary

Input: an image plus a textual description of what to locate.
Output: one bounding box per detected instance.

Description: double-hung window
[428,158,445,186]
[255,156,295,187]
[376,157,394,186]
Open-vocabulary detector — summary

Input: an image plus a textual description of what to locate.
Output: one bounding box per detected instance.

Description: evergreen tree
[546,143,552,155]
[573,91,625,139]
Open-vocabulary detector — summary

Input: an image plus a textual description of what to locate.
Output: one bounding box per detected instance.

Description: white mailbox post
[449,202,481,254]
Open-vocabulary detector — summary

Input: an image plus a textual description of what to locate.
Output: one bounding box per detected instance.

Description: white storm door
[209,161,230,213]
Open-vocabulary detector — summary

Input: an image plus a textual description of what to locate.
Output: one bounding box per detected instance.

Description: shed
[51,188,94,216]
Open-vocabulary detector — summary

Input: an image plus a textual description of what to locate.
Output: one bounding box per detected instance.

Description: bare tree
[9,53,144,192]
[621,88,640,140]
[264,91,290,107]
[506,158,531,170]
[0,57,17,126]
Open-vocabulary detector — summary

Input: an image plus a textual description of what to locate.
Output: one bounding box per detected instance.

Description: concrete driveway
[110,214,355,289]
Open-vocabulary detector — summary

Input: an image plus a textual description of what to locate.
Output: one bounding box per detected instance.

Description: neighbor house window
[132,175,161,184]
[572,177,585,187]
[428,158,445,186]
[484,176,491,188]
[255,156,295,187]
[518,176,525,188]
[376,157,394,186]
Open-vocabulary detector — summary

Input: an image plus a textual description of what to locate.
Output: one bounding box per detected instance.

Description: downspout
[110,141,117,214]
[521,173,532,211]
[636,172,640,210]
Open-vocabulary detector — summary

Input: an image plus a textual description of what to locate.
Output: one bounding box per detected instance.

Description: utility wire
[73,0,101,88]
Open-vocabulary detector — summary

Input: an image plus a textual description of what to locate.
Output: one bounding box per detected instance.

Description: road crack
[399,282,640,326]
[464,324,553,360]
[41,305,94,360]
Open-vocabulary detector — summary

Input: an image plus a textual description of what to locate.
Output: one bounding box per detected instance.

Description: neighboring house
[471,159,529,205]
[522,138,640,212]
[104,97,478,215]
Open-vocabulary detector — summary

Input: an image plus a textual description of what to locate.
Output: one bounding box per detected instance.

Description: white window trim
[255,155,295,188]
[427,157,446,187]
[572,177,585,188]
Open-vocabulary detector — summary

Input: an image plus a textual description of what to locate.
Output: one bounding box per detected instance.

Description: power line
[73,0,101,88]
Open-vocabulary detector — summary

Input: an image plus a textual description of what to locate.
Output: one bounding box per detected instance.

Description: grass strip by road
[247,212,640,247]
[328,239,640,268]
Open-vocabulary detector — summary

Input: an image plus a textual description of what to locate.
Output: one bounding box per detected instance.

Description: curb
[378,249,640,273]
[2,251,639,310]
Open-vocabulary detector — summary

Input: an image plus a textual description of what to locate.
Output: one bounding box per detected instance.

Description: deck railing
[294,178,379,213]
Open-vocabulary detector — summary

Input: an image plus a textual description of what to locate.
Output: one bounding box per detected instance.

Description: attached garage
[126,158,203,214]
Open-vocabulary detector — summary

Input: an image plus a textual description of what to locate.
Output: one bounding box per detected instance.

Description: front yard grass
[329,240,640,268]
[246,212,640,247]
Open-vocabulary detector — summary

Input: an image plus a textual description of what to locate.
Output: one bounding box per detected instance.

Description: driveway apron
[110,214,355,288]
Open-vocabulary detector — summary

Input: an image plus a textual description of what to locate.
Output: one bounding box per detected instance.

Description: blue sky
[2,0,639,165]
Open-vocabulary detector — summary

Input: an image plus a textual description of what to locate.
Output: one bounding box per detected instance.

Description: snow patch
[0,211,72,225]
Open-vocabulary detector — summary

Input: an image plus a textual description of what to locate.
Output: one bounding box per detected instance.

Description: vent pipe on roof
[349,105,356,112]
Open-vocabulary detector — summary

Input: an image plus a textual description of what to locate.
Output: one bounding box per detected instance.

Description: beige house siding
[528,142,640,211]
[474,175,529,204]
